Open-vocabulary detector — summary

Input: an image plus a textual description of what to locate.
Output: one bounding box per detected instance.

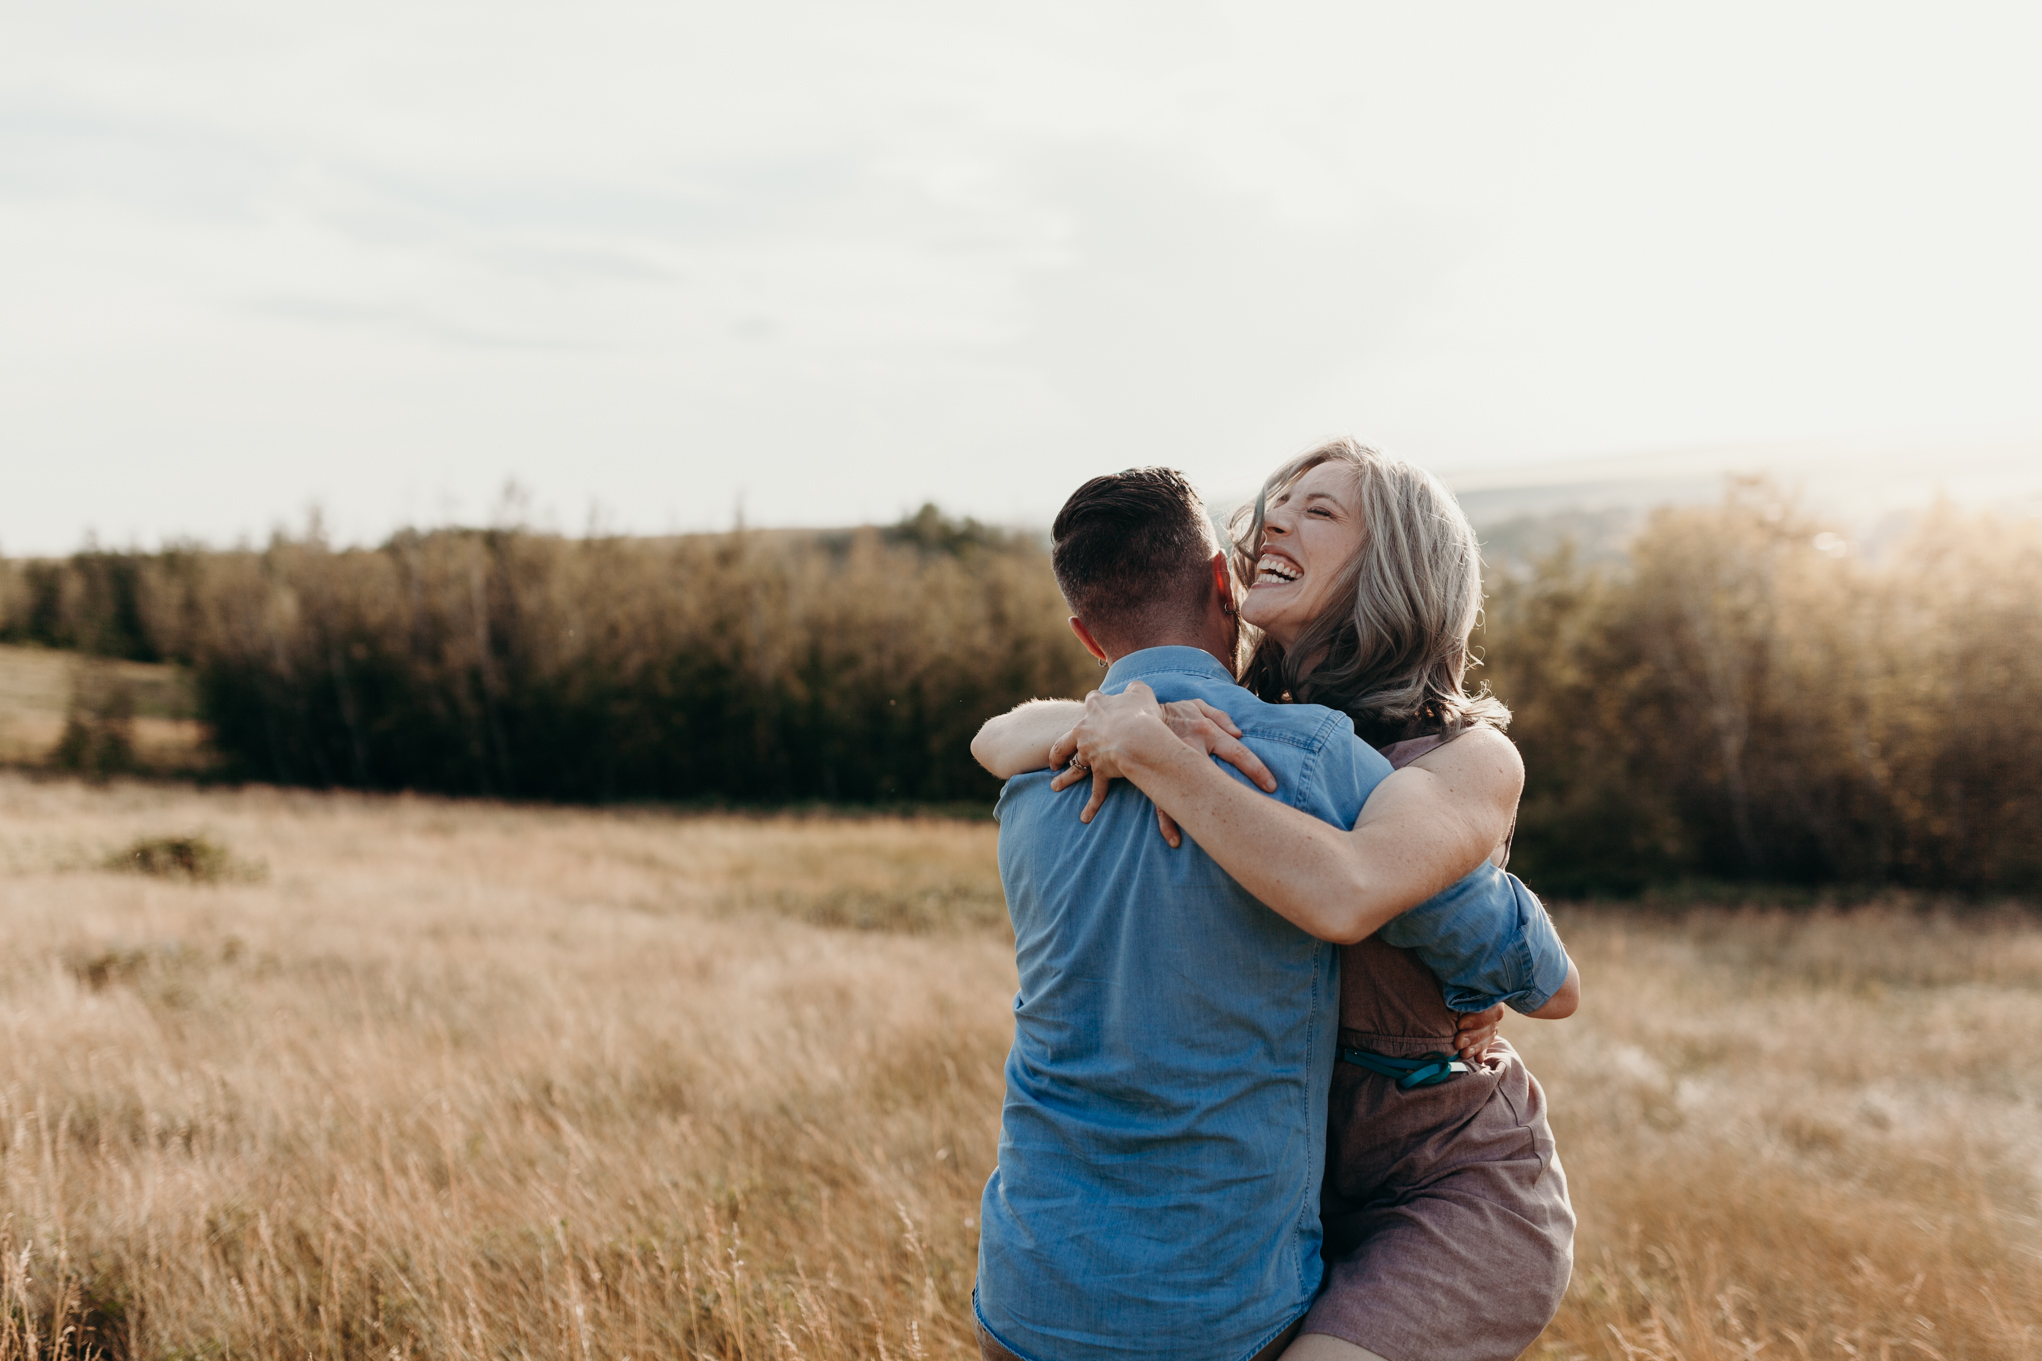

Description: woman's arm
[973,695,1279,789]
[971,699,1085,778]
[1053,683,1523,944]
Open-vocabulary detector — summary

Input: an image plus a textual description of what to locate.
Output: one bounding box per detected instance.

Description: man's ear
[1068,616,1110,663]
[1210,551,1235,616]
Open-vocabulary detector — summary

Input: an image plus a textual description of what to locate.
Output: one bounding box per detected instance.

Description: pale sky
[4,1,2039,553]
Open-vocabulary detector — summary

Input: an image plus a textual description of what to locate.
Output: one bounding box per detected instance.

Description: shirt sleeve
[1375,864,1571,1014]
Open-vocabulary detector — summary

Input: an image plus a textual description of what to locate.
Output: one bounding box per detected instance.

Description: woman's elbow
[969,723,1005,776]
[1317,880,1395,945]
[1317,919,1371,947]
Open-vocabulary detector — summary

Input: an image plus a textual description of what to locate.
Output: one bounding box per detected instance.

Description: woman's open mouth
[1254,552,1301,585]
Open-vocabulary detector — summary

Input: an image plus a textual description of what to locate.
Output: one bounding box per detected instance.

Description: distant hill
[1441,440,2042,573]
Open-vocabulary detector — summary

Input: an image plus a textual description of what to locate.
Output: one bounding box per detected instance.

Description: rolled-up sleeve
[1377,865,1571,1014]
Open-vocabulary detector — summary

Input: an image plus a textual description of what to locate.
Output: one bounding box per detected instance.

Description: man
[972,469,1564,1361]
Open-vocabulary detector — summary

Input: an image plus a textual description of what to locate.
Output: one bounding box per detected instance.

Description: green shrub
[109,835,233,882]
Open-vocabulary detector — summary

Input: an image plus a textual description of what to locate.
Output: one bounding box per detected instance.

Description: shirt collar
[1103,645,1236,691]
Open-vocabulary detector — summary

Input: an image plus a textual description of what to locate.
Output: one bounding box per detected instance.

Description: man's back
[976,646,1388,1361]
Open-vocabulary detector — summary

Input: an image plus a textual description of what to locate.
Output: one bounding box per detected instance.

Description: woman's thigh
[1304,1157,1574,1361]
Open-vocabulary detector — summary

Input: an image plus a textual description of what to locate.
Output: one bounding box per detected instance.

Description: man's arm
[1529,960,1581,1019]
[1380,866,1575,1016]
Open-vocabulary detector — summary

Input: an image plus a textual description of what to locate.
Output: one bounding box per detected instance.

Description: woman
[974,440,1577,1361]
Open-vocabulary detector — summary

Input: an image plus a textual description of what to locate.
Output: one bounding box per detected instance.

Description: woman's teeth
[1256,556,1300,584]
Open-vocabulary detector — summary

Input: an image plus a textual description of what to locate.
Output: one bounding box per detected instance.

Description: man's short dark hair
[1051,468,1215,643]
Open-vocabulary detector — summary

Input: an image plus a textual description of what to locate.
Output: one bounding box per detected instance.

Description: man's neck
[1105,635,1232,672]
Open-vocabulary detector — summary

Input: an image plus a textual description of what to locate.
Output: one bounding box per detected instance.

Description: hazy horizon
[7,435,2036,558]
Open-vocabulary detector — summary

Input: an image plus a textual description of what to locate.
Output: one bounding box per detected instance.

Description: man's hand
[1453,1004,1504,1061]
[1049,689,1276,847]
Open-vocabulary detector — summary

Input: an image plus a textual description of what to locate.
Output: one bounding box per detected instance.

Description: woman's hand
[1046,685,1277,847]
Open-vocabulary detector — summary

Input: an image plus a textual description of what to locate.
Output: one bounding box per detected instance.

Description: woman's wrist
[1115,713,1213,790]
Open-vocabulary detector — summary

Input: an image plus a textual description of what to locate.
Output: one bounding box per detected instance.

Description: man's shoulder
[1138,672,1358,755]
[1234,695,1356,754]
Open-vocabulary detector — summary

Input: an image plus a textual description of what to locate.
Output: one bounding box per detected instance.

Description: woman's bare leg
[1278,1333,1393,1361]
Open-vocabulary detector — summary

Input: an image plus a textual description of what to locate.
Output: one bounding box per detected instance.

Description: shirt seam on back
[1110,664,1232,684]
[1232,728,1322,752]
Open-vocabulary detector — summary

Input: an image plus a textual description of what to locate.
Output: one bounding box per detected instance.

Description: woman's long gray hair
[1229,438,1510,745]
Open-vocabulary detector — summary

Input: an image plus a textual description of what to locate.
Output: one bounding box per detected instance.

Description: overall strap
[1338,1045,1472,1091]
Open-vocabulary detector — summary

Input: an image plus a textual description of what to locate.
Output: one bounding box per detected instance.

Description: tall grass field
[1,773,2036,1360]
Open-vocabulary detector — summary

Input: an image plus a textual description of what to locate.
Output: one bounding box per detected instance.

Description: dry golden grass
[0,773,2036,1360]
[1513,911,2042,1360]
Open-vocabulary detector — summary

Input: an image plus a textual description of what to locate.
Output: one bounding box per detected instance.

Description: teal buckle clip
[1338,1046,1472,1091]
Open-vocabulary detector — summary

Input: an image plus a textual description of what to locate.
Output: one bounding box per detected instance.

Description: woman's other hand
[1047,684,1169,813]
[1049,687,1277,847]
[1453,1004,1505,1061]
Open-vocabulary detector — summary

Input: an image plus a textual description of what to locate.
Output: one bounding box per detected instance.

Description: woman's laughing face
[1239,460,1363,650]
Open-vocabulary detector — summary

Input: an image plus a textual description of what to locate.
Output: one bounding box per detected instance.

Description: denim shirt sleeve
[1376,864,1571,1014]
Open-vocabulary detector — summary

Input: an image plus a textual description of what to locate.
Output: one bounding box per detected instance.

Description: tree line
[4,488,2037,894]
[1479,482,2040,895]
[0,508,1091,805]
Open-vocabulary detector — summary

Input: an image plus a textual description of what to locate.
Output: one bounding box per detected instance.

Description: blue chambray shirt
[975,646,1566,1361]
